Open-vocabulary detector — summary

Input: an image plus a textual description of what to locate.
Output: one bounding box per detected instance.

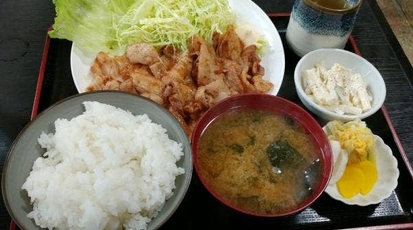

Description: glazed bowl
[294,48,386,121]
[191,93,333,217]
[2,91,192,230]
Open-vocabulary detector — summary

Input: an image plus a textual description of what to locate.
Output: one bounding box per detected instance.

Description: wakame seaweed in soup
[196,108,322,215]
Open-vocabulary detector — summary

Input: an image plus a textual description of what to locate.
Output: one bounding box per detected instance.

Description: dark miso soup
[196,108,322,215]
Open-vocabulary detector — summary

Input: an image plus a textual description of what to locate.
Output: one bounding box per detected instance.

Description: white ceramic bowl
[2,91,193,230]
[294,48,386,121]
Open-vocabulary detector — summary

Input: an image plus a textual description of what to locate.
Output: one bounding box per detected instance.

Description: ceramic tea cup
[286,0,362,57]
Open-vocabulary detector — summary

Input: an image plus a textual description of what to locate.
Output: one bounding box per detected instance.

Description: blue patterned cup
[286,0,362,57]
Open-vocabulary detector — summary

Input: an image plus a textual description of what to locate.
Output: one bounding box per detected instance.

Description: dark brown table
[1,0,412,229]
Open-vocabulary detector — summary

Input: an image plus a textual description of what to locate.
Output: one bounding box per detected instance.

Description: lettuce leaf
[48,0,134,56]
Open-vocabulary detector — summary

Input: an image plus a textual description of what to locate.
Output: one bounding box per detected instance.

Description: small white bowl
[294,48,386,121]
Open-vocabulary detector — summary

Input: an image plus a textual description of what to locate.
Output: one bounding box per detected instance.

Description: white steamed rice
[21,101,185,230]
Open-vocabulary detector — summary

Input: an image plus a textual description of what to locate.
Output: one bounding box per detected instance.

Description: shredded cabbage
[48,0,237,56]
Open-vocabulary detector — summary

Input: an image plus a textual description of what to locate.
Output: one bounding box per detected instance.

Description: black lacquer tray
[10,13,413,230]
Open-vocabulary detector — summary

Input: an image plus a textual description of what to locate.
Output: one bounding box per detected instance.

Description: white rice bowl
[21,101,185,230]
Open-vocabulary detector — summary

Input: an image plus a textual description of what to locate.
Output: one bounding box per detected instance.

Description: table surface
[376,0,413,67]
[1,0,413,229]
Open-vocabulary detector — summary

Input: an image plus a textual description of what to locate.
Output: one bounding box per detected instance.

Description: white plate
[324,134,400,206]
[70,0,285,94]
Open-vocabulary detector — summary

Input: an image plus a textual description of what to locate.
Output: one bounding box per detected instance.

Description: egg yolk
[336,160,378,198]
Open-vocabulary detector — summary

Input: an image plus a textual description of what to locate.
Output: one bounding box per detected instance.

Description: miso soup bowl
[191,93,333,217]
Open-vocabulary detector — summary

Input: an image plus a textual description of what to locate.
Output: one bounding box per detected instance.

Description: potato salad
[302,63,372,115]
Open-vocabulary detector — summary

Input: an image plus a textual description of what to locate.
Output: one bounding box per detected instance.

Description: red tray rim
[10,12,413,230]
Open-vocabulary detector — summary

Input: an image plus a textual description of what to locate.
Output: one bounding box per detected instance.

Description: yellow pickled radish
[358,161,378,195]
[336,165,365,199]
[336,160,378,198]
